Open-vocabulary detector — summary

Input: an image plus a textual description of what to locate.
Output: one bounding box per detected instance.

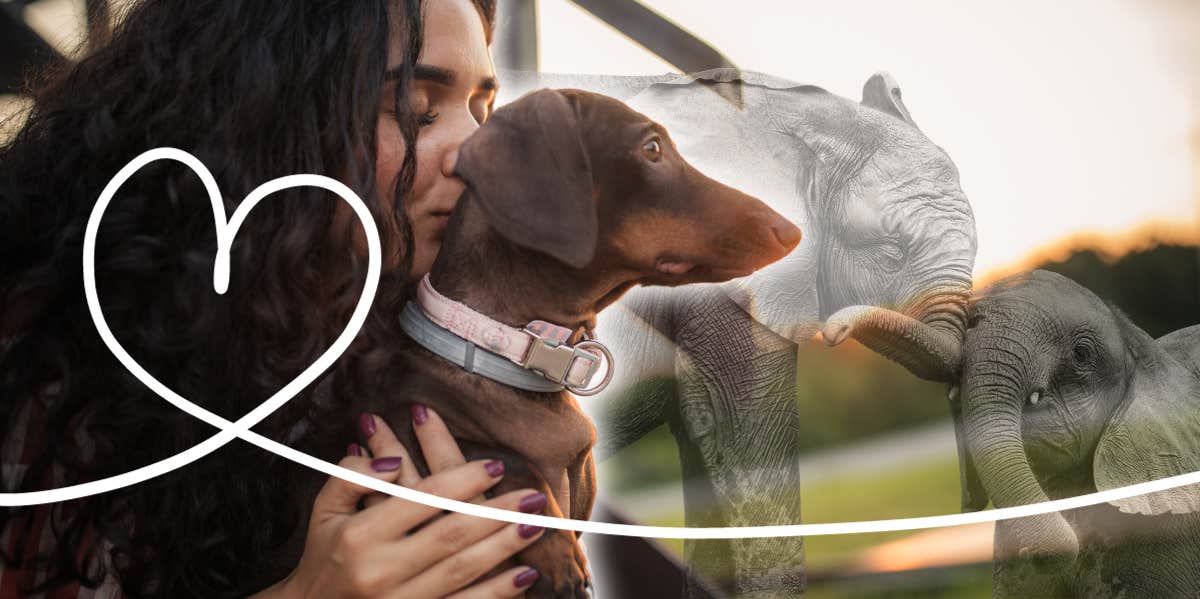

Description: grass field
[801,456,963,572]
[604,430,995,597]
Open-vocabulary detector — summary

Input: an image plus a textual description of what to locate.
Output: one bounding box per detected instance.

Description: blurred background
[3,1,1197,597]
[497,1,1200,597]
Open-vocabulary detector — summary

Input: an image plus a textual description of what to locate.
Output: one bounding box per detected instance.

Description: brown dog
[360,89,800,598]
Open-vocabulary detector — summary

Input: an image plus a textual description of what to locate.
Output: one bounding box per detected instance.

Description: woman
[0,0,542,597]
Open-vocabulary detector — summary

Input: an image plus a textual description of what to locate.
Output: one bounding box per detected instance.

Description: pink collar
[415,275,613,395]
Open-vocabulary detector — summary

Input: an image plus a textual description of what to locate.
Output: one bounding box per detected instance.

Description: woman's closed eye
[418,110,440,126]
[411,96,487,129]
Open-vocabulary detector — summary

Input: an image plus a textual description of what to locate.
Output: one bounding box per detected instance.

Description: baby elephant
[955,269,1200,598]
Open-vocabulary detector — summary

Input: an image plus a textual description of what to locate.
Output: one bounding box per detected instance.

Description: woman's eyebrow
[385,64,498,93]
[414,64,455,85]
[384,64,448,82]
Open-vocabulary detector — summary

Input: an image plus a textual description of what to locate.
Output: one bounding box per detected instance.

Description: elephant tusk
[1029,391,1040,406]
[948,384,959,401]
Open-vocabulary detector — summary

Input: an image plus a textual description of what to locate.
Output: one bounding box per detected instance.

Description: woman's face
[376,0,497,278]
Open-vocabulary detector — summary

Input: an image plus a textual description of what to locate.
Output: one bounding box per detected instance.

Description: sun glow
[977,219,1200,287]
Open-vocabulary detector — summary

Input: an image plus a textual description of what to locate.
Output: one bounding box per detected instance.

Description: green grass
[606,453,993,597]
[800,456,962,572]
[599,417,683,494]
[802,565,994,599]
[596,342,993,596]
[616,455,964,569]
[600,343,955,494]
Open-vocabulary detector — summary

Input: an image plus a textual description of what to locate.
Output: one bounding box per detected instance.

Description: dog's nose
[771,219,802,250]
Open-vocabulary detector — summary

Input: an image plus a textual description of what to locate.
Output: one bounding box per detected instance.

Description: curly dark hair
[0,0,495,596]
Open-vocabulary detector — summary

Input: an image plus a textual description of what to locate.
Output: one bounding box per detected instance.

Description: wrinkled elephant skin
[499,69,979,597]
[958,270,1200,598]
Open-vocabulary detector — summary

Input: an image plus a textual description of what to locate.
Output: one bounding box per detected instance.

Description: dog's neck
[427,196,620,340]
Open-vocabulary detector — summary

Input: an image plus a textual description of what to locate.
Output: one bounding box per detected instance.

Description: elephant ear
[861,72,918,128]
[1094,310,1200,515]
[1156,324,1200,377]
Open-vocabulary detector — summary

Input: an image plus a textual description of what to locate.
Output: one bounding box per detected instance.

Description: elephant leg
[992,518,1073,599]
[669,286,806,598]
[669,429,736,597]
[592,286,683,459]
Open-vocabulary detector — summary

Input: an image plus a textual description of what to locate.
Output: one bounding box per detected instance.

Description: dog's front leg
[461,446,591,599]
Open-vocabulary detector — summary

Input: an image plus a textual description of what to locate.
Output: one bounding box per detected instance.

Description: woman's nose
[441,116,479,177]
[442,146,461,178]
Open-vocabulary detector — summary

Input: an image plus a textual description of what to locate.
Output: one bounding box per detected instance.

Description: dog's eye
[642,138,662,162]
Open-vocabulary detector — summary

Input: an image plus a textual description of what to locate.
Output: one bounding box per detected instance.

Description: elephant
[955,269,1200,598]
[497,69,978,597]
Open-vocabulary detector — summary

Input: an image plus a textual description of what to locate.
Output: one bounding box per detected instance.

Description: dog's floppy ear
[454,89,597,269]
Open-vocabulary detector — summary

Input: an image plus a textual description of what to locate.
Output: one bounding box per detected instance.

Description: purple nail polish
[484,460,505,478]
[517,524,543,539]
[347,443,361,457]
[359,413,376,437]
[518,493,547,514]
[411,403,428,425]
[513,568,540,588]
[371,456,403,472]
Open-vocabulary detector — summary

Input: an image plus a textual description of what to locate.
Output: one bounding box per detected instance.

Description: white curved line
[3,147,381,502]
[4,147,1198,542]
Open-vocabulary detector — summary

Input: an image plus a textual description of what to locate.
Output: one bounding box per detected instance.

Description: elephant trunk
[961,351,1079,565]
[821,287,967,382]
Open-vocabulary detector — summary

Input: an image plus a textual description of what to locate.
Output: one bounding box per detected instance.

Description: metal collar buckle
[520,330,614,396]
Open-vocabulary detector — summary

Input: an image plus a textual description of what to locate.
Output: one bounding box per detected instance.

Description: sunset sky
[535,0,1200,278]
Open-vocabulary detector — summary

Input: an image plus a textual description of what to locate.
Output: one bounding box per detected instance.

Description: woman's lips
[417,211,453,245]
[427,211,452,230]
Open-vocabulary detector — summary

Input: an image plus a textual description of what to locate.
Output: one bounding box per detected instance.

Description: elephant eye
[1071,338,1097,366]
[873,239,905,268]
[967,313,984,329]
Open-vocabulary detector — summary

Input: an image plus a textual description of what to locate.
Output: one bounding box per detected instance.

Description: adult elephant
[954,270,1200,598]
[499,69,978,597]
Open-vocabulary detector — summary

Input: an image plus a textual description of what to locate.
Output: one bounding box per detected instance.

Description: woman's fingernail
[371,457,403,472]
[347,443,361,457]
[359,413,377,437]
[517,524,543,539]
[411,403,428,425]
[484,460,505,478]
[513,568,540,588]
[518,492,547,514]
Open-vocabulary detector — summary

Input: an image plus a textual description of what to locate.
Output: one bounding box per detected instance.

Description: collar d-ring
[566,339,615,396]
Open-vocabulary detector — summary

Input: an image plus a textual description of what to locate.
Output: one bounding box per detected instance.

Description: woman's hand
[253,406,545,599]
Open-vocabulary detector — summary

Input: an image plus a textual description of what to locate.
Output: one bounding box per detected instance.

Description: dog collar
[399,275,614,395]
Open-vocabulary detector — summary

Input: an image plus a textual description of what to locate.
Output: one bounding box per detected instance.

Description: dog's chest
[513,391,596,474]
[418,354,597,478]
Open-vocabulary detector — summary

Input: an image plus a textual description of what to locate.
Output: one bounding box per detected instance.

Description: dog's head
[453,88,800,286]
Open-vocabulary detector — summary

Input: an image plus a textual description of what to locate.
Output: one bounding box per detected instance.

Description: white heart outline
[2,146,386,505]
[5,147,1200,542]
